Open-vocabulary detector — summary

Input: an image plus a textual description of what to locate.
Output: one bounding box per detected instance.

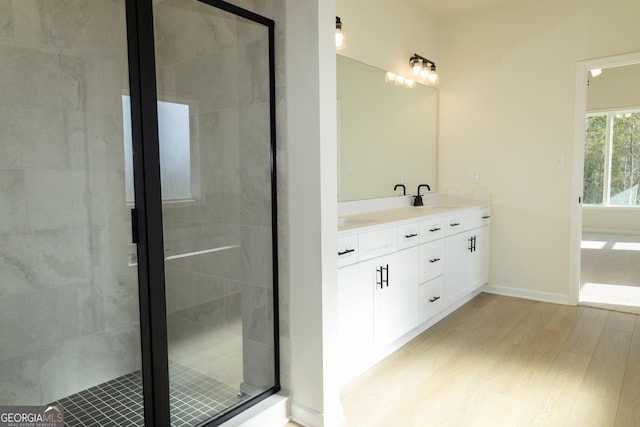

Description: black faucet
[394,184,406,196]
[413,184,431,206]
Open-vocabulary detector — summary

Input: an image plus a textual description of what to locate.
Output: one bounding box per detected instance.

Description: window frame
[584,106,640,209]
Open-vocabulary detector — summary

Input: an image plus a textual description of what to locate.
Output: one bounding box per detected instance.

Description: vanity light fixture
[409,53,439,85]
[335,16,345,50]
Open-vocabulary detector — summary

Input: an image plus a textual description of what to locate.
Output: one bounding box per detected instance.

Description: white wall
[286,0,342,425]
[587,63,640,112]
[583,207,640,234]
[336,0,437,77]
[437,0,640,302]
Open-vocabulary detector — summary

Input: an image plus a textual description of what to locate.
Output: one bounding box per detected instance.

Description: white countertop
[338,194,490,233]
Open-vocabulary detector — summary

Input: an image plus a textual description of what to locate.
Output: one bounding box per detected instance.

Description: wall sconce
[409,53,439,85]
[335,16,345,50]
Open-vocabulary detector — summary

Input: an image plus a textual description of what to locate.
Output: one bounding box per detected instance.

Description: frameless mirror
[337,54,437,202]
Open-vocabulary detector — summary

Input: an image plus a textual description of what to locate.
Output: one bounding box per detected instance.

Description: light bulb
[335,30,345,50]
[335,17,345,50]
[420,65,429,79]
[411,59,422,76]
[427,64,438,84]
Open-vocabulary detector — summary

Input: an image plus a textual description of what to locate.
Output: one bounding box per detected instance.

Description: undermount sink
[425,204,462,209]
[338,217,376,227]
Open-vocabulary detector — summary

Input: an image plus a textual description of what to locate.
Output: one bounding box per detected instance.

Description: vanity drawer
[420,218,446,243]
[445,215,474,234]
[358,227,398,262]
[398,223,420,250]
[478,208,492,227]
[338,235,359,268]
[419,239,444,283]
[419,275,444,323]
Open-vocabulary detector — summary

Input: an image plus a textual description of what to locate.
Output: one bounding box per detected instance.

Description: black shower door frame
[125,1,279,425]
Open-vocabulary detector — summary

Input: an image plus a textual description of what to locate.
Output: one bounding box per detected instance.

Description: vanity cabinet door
[373,247,418,346]
[338,260,375,382]
[445,225,490,303]
[444,232,471,304]
[468,225,490,291]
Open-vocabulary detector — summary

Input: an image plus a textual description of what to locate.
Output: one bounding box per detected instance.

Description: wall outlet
[401,172,408,183]
[470,169,479,184]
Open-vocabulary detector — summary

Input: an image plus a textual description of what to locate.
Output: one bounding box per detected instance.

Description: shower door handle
[131,209,139,244]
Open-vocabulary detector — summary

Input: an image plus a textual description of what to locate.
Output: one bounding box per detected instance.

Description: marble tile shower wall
[0,1,141,405]
[154,0,287,392]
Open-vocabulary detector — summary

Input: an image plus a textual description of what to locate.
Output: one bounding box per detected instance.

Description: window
[583,110,640,206]
[122,96,193,203]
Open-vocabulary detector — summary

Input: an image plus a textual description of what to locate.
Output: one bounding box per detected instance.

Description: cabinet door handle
[482,215,491,219]
[429,227,441,232]
[473,235,477,252]
[468,236,474,252]
[450,222,461,227]
[382,264,389,287]
[429,257,441,263]
[376,266,383,289]
[338,248,355,256]
[404,233,418,239]
[429,296,440,303]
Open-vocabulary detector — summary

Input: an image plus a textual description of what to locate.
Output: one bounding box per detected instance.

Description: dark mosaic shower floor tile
[51,362,245,426]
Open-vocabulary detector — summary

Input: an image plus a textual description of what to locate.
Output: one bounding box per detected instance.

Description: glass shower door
[152,1,278,425]
[0,1,145,425]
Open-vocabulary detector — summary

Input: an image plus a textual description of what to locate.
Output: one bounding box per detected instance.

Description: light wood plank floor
[285,293,640,426]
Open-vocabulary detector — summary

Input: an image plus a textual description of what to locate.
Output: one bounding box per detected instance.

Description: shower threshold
[51,361,247,426]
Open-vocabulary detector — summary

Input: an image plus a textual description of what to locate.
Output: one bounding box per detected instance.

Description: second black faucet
[413,184,431,206]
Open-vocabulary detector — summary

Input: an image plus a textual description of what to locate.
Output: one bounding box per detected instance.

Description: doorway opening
[571,53,640,314]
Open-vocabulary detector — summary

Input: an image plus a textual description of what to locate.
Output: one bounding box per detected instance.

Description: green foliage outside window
[583,111,640,206]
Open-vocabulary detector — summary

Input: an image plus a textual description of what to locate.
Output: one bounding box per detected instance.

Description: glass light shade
[385,71,396,82]
[394,75,405,85]
[335,29,345,50]
[427,71,439,85]
[420,65,429,79]
[411,59,422,76]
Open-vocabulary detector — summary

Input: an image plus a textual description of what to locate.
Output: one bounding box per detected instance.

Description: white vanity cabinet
[336,235,416,380]
[337,259,375,381]
[444,209,492,303]
[373,247,418,346]
[337,204,491,383]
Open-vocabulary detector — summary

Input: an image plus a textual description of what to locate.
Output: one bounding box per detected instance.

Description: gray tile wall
[155,0,285,393]
[0,0,289,406]
[0,0,140,405]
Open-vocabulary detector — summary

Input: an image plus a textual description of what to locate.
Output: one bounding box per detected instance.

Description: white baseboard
[220,393,289,427]
[483,284,572,305]
[290,400,330,427]
[582,227,640,236]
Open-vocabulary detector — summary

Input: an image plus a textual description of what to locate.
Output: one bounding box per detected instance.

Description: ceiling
[408,0,517,18]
